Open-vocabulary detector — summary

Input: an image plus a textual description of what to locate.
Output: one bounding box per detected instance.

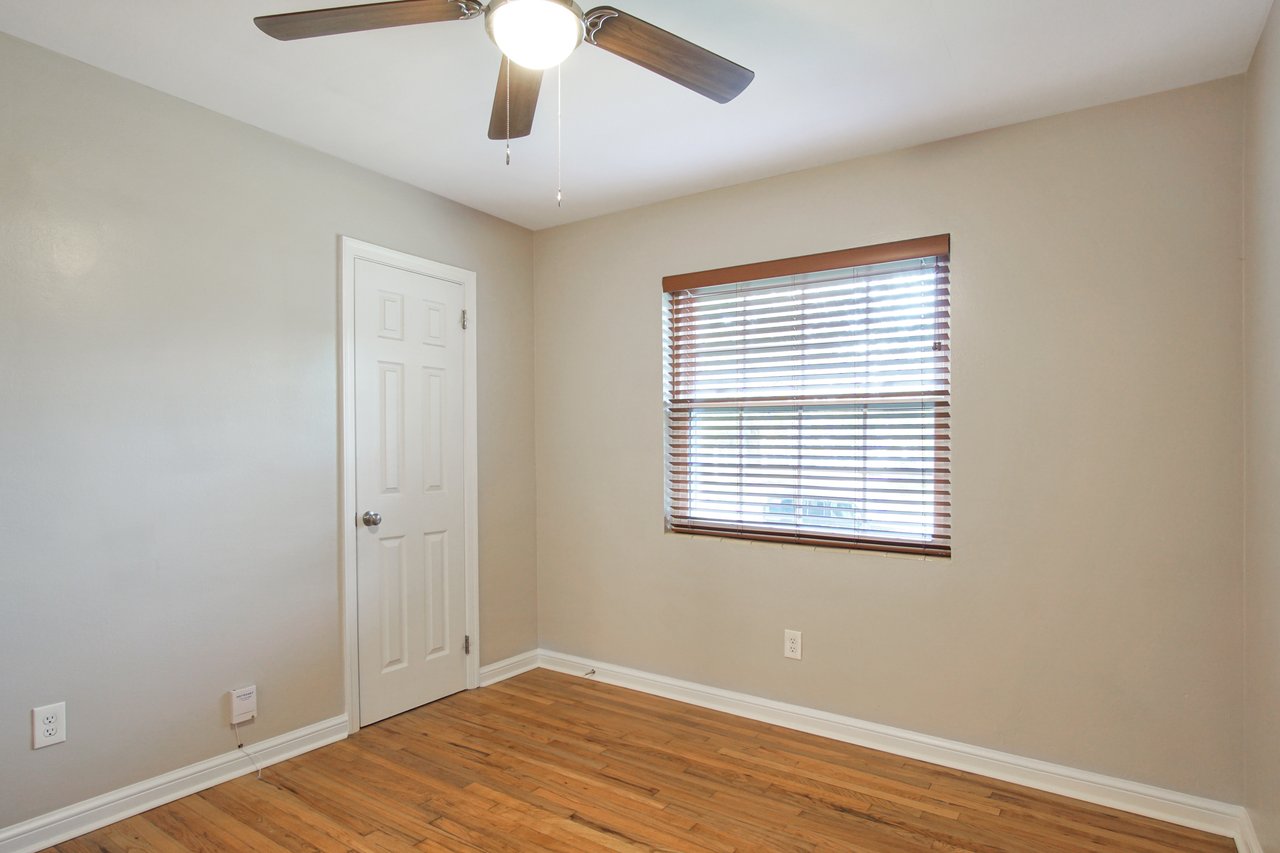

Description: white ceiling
[0,0,1272,230]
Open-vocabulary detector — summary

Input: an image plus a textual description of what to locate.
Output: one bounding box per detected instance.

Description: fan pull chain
[556,64,562,207]
[505,56,511,166]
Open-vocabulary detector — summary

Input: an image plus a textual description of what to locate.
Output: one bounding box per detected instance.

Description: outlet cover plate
[32,702,66,749]
[784,629,802,660]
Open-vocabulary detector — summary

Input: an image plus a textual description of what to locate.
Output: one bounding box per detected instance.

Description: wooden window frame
[663,234,951,293]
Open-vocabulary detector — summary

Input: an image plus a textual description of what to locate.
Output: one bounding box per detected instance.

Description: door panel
[355,257,466,726]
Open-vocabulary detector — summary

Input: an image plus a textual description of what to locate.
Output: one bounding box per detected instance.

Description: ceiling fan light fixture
[486,0,585,71]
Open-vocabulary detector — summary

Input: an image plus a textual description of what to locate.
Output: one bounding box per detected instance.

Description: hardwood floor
[48,668,1234,852]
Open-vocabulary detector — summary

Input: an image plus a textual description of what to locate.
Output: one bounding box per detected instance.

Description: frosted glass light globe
[487,0,584,70]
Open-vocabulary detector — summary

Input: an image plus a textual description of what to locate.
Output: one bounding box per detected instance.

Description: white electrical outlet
[784,629,802,660]
[229,685,257,725]
[32,702,66,749]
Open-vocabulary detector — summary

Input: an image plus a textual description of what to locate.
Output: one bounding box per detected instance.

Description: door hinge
[460,309,468,330]
[464,634,471,655]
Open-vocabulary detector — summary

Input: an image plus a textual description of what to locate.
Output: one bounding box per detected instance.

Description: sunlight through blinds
[664,237,951,556]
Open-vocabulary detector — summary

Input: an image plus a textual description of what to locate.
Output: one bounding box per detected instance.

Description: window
[663,235,951,557]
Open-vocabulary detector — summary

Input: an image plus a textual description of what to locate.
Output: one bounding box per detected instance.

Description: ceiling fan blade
[583,6,754,104]
[254,0,478,41]
[488,59,543,140]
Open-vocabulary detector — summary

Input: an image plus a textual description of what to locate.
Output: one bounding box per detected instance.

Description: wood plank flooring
[47,668,1234,852]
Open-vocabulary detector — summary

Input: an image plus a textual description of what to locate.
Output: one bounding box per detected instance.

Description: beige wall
[0,33,537,828]
[534,78,1245,801]
[1245,0,1280,846]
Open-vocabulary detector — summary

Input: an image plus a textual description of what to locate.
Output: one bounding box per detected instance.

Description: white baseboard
[0,715,347,853]
[482,649,1258,853]
[478,650,542,686]
[1237,812,1265,853]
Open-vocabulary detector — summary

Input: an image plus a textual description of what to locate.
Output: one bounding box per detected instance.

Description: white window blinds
[663,235,951,556]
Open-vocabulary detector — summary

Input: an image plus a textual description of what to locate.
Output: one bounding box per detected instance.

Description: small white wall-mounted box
[229,685,257,724]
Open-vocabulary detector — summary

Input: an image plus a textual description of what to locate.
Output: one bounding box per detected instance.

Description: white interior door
[354,254,468,726]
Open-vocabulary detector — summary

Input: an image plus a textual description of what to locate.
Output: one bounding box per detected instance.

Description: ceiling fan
[254,0,755,141]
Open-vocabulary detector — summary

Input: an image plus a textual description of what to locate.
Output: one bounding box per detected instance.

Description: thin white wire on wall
[231,721,264,781]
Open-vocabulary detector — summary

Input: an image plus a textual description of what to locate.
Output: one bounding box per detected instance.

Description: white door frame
[339,236,480,733]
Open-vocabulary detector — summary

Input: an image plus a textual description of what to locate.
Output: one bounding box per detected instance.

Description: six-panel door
[354,257,467,726]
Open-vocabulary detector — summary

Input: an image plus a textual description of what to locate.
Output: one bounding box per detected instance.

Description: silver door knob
[362,511,382,527]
